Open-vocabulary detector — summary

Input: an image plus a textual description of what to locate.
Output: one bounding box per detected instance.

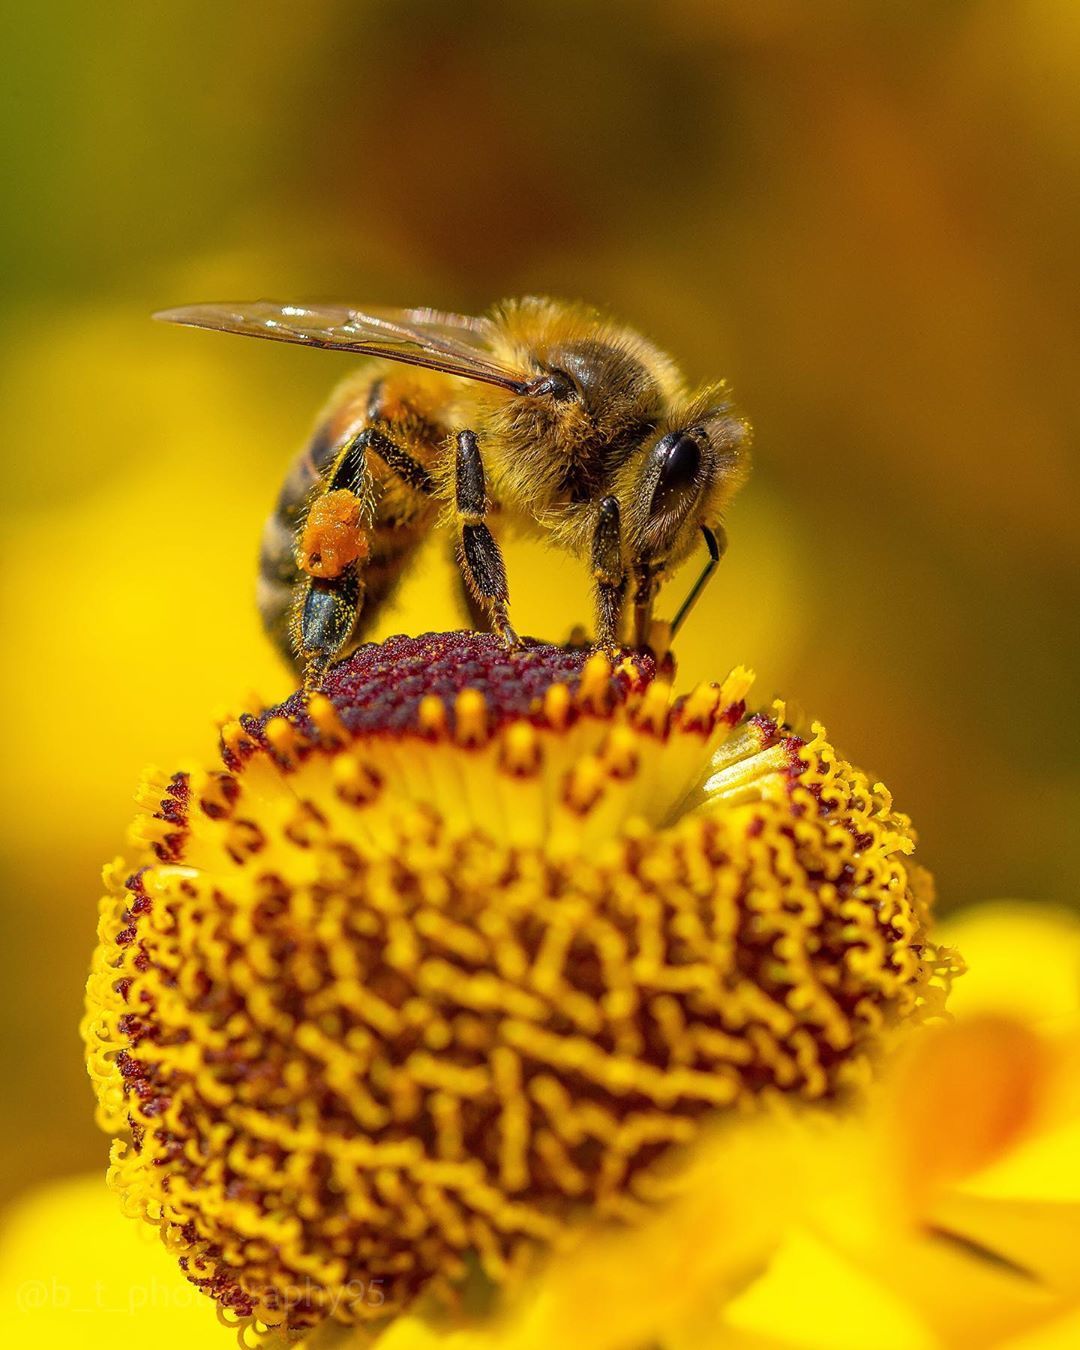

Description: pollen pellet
[298,488,367,578]
[83,631,951,1336]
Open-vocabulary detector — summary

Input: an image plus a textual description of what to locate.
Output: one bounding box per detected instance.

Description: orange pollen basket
[298,488,368,577]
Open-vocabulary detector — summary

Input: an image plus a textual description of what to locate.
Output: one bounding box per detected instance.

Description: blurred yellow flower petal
[1002,1304,1080,1350]
[372,1315,483,1350]
[939,904,1080,1025]
[959,1115,1080,1207]
[930,1193,1080,1295]
[723,1226,936,1350]
[887,1016,1051,1202]
[850,1225,1065,1350]
[928,905,1080,1208]
[391,1113,838,1350]
[482,1113,807,1350]
[0,1173,220,1349]
[709,907,1080,1350]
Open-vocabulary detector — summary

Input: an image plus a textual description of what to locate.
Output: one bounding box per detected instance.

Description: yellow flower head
[82,631,949,1337]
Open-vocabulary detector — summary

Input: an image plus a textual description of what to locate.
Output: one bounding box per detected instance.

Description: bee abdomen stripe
[257,572,294,626]
[274,420,339,524]
[259,515,299,584]
[307,419,340,472]
[275,462,318,525]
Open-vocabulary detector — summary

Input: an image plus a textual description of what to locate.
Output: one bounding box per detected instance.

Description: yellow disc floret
[83,632,947,1334]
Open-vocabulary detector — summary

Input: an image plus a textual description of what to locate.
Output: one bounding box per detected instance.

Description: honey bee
[156,297,751,684]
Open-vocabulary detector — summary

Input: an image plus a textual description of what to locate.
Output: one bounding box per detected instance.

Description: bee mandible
[156,297,751,685]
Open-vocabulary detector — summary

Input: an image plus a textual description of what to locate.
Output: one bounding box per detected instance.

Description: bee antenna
[668,525,722,640]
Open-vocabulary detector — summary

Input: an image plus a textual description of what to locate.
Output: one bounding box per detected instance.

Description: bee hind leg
[293,565,364,689]
[290,421,437,685]
[454,430,518,646]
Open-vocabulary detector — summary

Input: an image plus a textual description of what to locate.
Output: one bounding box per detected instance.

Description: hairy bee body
[159,296,752,683]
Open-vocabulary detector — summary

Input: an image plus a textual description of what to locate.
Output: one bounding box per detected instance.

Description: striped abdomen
[257,368,449,676]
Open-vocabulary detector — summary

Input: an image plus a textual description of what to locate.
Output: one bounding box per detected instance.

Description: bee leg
[454,429,518,646]
[291,424,436,683]
[323,424,434,505]
[630,565,661,651]
[450,538,492,633]
[322,427,373,501]
[354,427,434,495]
[668,524,725,639]
[294,565,364,689]
[591,496,627,651]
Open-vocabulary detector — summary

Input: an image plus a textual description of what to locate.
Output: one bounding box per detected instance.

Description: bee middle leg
[450,537,492,633]
[454,429,517,645]
[591,496,627,650]
[630,566,661,651]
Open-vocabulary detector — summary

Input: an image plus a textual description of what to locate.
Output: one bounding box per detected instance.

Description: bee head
[625,400,751,572]
[480,300,751,581]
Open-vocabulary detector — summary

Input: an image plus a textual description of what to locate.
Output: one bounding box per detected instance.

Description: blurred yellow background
[1,0,1077,1223]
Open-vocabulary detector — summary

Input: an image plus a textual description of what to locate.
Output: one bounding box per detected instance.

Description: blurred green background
[2,0,1078,1216]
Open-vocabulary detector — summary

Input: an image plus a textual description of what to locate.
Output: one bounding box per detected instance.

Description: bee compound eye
[650,432,701,514]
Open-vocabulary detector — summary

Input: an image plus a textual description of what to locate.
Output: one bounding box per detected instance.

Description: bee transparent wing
[343,305,511,369]
[153,301,529,392]
[367,306,496,342]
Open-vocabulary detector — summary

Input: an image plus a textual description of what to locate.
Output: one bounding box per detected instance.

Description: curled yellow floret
[82,631,948,1335]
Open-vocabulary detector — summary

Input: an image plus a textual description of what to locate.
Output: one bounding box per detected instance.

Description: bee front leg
[454,429,518,646]
[592,496,627,651]
[668,523,725,639]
